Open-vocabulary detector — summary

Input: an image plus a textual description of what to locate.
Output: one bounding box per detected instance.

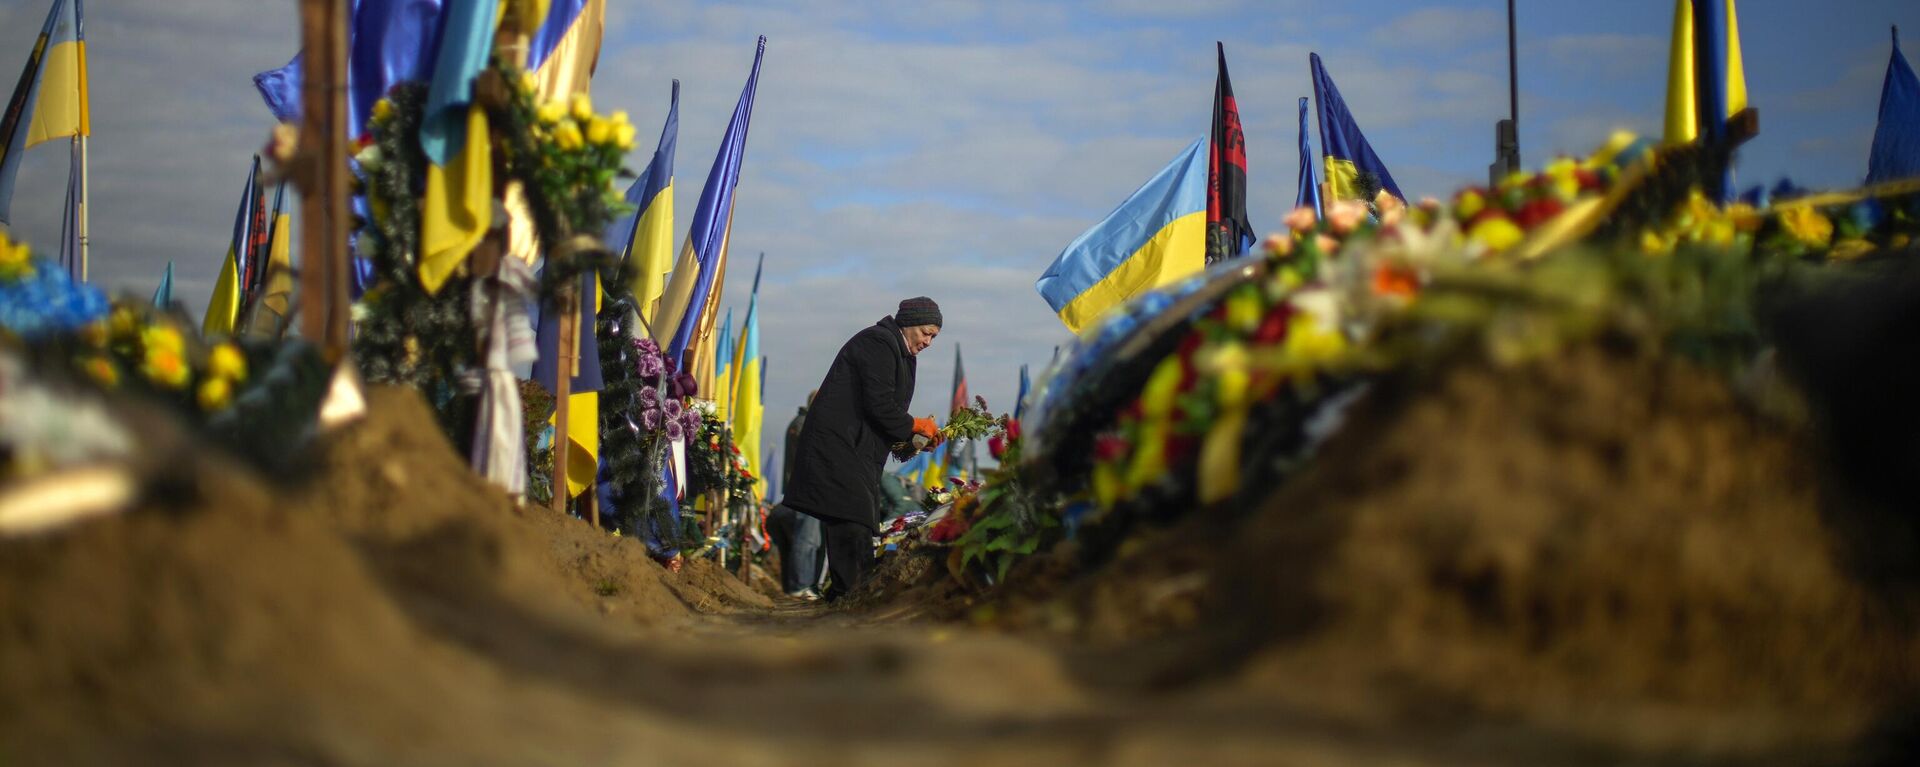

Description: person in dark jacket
[785,298,944,601]
[768,392,826,599]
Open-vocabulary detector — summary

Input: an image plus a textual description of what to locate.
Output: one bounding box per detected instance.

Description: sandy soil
[4,358,1916,766]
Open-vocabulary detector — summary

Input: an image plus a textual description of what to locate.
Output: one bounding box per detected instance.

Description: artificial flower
[141,323,186,356]
[1261,232,1294,257]
[637,352,664,379]
[641,408,663,430]
[570,93,594,122]
[536,101,566,125]
[1283,206,1318,232]
[1468,216,1525,252]
[665,420,684,442]
[142,348,191,389]
[553,121,584,151]
[370,98,394,124]
[586,116,613,146]
[639,384,660,407]
[0,230,33,281]
[80,356,119,387]
[196,376,232,410]
[518,71,539,94]
[614,122,637,150]
[1371,263,1420,299]
[663,398,684,419]
[1778,206,1833,249]
[1326,199,1368,234]
[207,343,248,381]
[1454,189,1486,221]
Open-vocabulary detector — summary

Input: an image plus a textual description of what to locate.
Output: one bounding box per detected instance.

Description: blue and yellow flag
[1664,0,1747,146]
[608,81,678,316]
[1295,96,1322,217]
[1014,363,1031,421]
[204,163,257,337]
[1310,53,1402,203]
[655,37,767,370]
[254,0,449,135]
[731,255,766,500]
[417,0,500,296]
[0,0,87,226]
[715,307,734,424]
[1869,26,1919,185]
[531,270,605,498]
[526,0,603,101]
[1036,138,1208,333]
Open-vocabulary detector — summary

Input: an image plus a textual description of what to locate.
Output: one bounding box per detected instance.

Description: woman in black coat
[785,297,943,600]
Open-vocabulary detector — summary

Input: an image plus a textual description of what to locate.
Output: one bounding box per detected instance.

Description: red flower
[928,514,970,543]
[1574,168,1601,191]
[1004,418,1022,441]
[1093,433,1130,462]
[988,434,1007,459]
[1253,304,1294,345]
[1514,197,1564,229]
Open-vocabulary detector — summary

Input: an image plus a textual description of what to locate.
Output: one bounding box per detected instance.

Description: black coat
[785,316,917,530]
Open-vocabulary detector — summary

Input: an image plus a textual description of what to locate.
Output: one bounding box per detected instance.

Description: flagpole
[76,135,89,282]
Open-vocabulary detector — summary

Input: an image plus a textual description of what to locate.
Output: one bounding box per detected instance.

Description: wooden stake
[296,0,351,362]
[551,280,576,514]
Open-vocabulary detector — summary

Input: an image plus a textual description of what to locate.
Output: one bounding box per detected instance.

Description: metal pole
[77,135,89,282]
[1507,0,1519,169]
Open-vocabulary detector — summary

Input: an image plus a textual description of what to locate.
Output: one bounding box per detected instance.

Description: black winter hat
[895,296,942,328]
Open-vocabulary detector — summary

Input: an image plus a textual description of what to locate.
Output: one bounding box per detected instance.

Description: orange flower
[1372,264,1420,298]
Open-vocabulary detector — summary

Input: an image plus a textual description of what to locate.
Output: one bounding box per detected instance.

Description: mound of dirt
[1021,346,1920,757]
[0,386,767,762]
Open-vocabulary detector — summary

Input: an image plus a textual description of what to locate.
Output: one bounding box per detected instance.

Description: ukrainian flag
[715,308,734,424]
[607,81,679,319]
[1310,53,1403,203]
[417,0,500,296]
[204,163,258,337]
[654,37,767,374]
[532,271,605,498]
[731,256,766,500]
[1663,0,1748,145]
[1295,96,1322,217]
[1868,26,1919,185]
[1036,138,1208,334]
[247,183,295,335]
[0,0,87,226]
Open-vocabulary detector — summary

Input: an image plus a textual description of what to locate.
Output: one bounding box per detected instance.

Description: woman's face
[902,324,939,356]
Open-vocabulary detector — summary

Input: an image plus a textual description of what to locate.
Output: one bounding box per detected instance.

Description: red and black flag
[1207,42,1254,264]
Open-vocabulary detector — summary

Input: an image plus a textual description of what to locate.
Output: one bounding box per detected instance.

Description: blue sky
[2,0,1916,465]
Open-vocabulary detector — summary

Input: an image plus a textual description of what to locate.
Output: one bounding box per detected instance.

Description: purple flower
[663,398,683,420]
[633,337,660,356]
[637,353,664,380]
[641,408,662,430]
[638,385,660,409]
[682,411,701,435]
[676,372,698,398]
[665,420,685,442]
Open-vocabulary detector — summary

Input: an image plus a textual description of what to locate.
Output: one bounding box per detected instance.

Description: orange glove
[912,417,938,439]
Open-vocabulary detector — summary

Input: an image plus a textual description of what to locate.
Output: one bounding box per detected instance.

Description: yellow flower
[1282,314,1348,364]
[569,93,594,122]
[1725,203,1764,233]
[197,376,232,410]
[141,323,186,356]
[613,122,637,151]
[585,116,613,146]
[0,229,33,280]
[536,101,566,125]
[1778,206,1833,249]
[1468,217,1525,252]
[610,110,631,126]
[554,121,584,151]
[1639,227,1676,255]
[1205,343,1252,408]
[371,98,394,124]
[1225,286,1262,332]
[208,343,248,381]
[81,356,119,388]
[519,71,539,94]
[142,348,191,389]
[1454,189,1485,221]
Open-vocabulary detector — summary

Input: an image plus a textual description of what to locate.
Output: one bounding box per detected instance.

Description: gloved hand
[912,416,938,439]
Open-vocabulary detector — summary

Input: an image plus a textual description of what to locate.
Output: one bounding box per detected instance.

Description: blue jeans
[767,503,825,594]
